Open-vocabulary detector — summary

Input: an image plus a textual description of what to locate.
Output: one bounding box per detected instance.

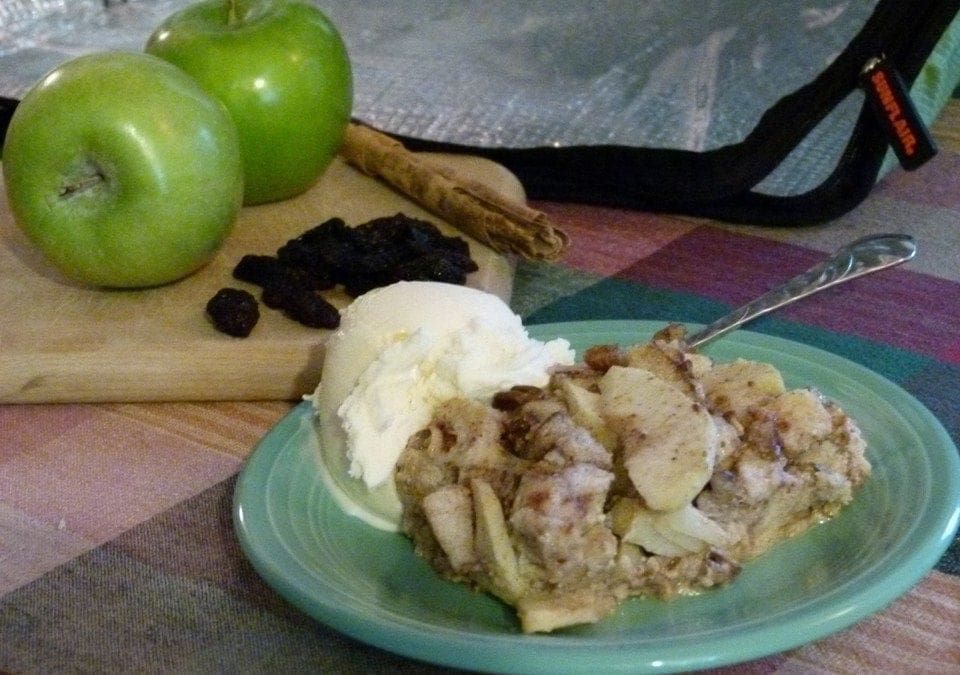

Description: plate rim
[233,319,960,673]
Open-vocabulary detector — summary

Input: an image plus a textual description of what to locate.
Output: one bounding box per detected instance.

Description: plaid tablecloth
[2,113,959,673]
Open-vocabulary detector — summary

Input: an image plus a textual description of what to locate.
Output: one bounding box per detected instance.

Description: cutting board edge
[1,340,325,404]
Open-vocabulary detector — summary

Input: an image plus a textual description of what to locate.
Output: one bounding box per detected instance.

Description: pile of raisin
[206,213,478,337]
[270,213,478,297]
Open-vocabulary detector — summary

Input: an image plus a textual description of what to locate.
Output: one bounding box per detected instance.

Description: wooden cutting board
[0,154,519,403]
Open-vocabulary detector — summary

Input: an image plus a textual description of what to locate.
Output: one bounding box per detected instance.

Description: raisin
[233,254,286,286]
[299,217,352,246]
[277,217,356,283]
[282,291,341,329]
[260,278,301,310]
[492,385,545,411]
[352,246,403,276]
[343,272,393,298]
[258,267,337,326]
[206,288,259,337]
[393,252,466,285]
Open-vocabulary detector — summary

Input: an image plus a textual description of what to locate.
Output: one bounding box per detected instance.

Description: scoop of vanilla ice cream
[309,280,574,530]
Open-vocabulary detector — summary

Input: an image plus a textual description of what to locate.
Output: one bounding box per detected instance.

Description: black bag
[388,0,960,226]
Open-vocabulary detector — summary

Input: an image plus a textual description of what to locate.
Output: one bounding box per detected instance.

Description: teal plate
[233,320,960,674]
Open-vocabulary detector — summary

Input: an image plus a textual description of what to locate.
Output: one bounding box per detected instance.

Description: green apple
[2,51,244,288]
[146,0,353,205]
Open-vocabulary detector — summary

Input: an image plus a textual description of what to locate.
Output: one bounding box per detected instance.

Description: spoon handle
[683,233,917,350]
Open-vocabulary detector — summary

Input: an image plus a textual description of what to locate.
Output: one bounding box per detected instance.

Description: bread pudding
[394,325,871,633]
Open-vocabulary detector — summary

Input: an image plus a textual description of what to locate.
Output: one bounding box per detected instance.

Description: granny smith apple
[2,51,244,288]
[146,0,353,205]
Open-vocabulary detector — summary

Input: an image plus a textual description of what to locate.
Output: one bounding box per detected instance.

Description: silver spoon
[682,233,917,349]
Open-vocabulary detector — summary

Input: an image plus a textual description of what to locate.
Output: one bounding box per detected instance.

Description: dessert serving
[312,282,871,634]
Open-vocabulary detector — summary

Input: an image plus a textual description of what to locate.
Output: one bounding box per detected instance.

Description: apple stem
[227,0,238,27]
[59,172,105,199]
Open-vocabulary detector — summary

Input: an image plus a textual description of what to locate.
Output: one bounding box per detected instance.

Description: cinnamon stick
[339,123,568,261]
